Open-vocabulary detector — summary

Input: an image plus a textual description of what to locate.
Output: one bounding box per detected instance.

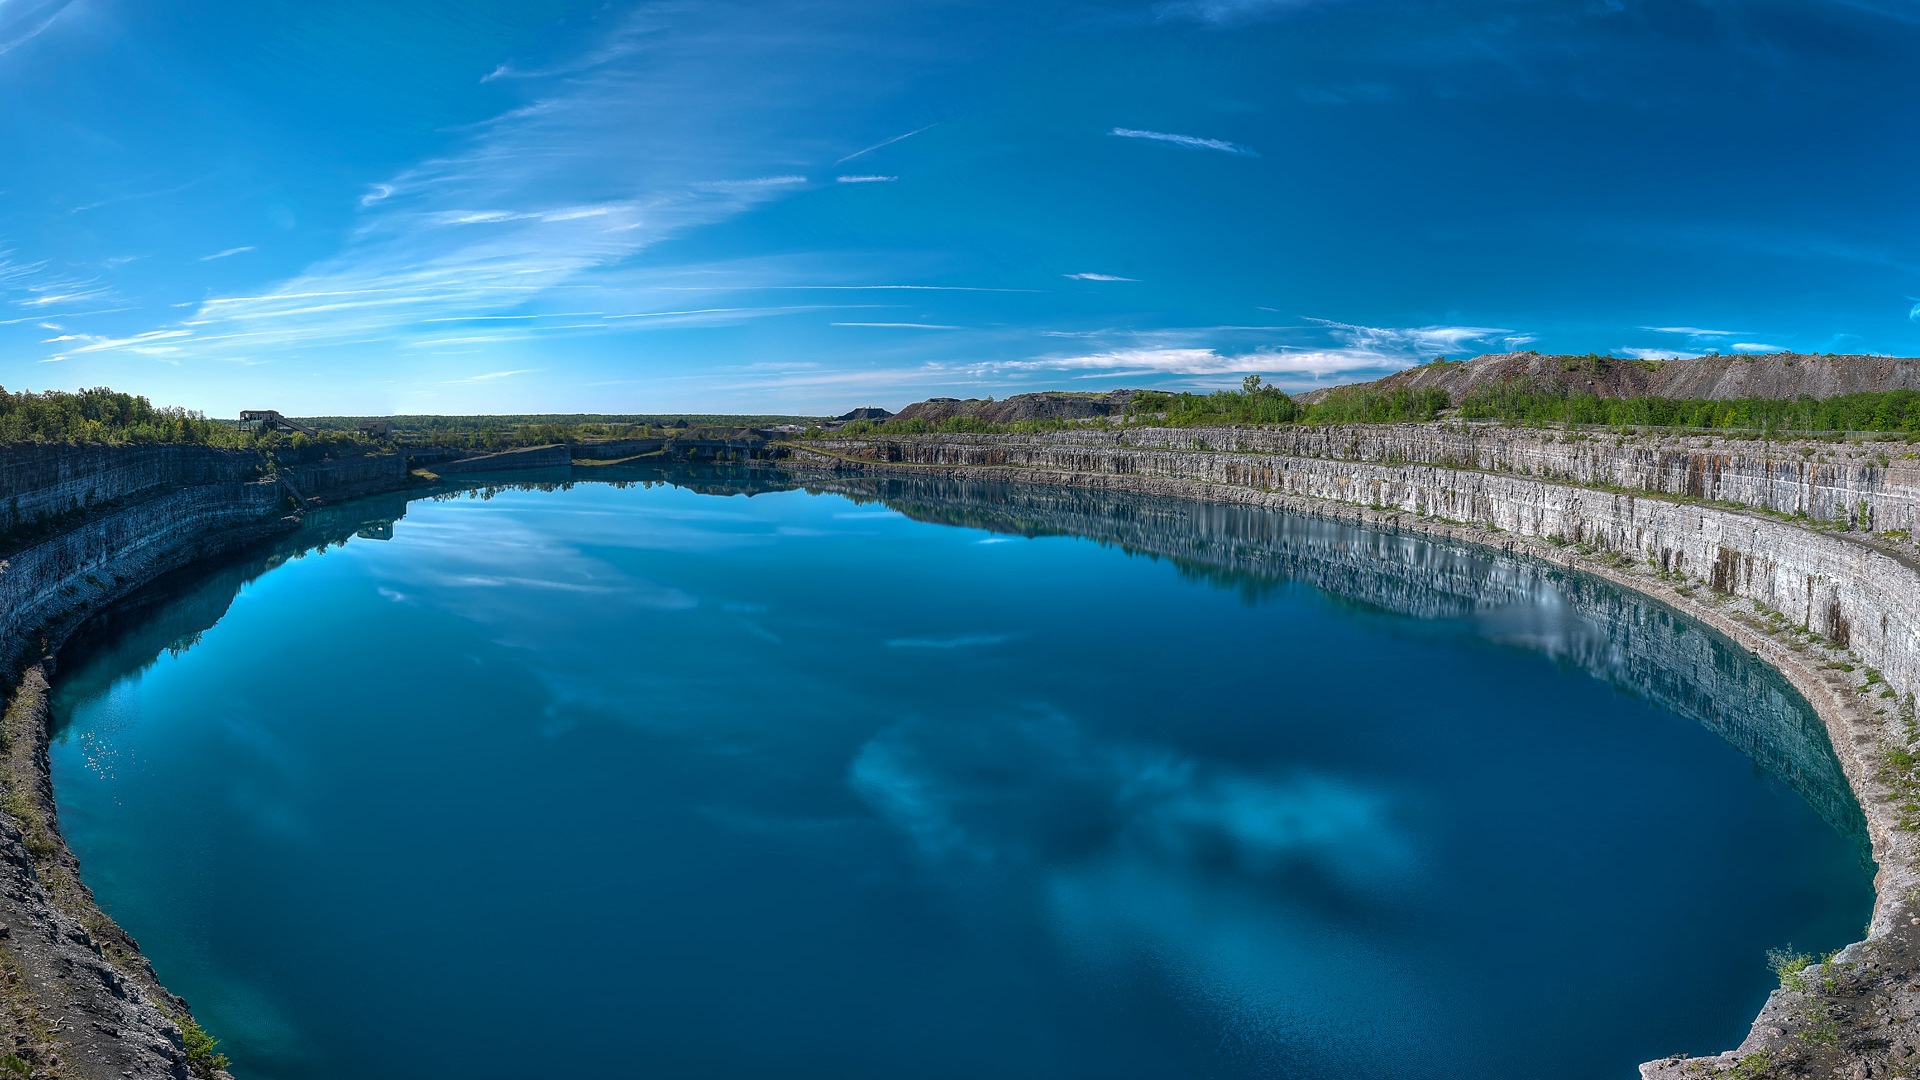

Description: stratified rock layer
[5,425,1920,1078]
[790,423,1920,1078]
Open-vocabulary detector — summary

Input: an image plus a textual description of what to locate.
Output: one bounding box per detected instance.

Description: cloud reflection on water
[850,705,1448,1072]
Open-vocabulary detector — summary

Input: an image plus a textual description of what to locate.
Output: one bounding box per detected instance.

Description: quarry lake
[47,467,1871,1080]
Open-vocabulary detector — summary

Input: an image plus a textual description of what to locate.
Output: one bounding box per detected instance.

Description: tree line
[0,386,251,445]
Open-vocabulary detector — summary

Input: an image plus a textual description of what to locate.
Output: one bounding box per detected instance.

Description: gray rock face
[813,426,1920,702]
[0,443,424,1080]
[891,390,1139,424]
[825,474,1870,849]
[0,482,289,676]
[822,423,1920,532]
[1295,350,1920,404]
[432,444,572,474]
[4,429,1916,1077]
[795,424,1920,1078]
[0,445,264,539]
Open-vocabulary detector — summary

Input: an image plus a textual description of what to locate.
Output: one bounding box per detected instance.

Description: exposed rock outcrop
[0,445,427,1079]
[1296,350,1920,404]
[0,446,264,540]
[7,422,1920,1077]
[789,424,1920,1079]
[816,473,1869,849]
[891,390,1140,424]
[430,444,572,475]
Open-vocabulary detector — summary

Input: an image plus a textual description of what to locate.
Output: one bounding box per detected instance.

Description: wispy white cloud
[41,5,907,367]
[832,322,961,329]
[836,175,897,183]
[958,320,1517,390]
[1111,127,1257,156]
[1307,317,1512,356]
[1619,348,1705,361]
[0,0,78,57]
[421,312,602,323]
[1732,342,1786,353]
[1065,272,1137,282]
[69,173,219,215]
[1640,325,1738,336]
[606,306,810,321]
[477,16,668,85]
[699,175,809,189]
[443,368,540,384]
[661,284,1043,293]
[836,123,936,165]
[0,252,117,314]
[200,246,255,262]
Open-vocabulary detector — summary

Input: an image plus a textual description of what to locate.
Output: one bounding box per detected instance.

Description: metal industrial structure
[238,409,319,437]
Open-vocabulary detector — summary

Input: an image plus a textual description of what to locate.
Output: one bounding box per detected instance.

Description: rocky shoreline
[0,447,422,1079]
[786,426,1920,1079]
[2,426,1916,1077]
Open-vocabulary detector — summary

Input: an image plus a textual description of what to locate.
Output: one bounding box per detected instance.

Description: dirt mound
[891,390,1140,424]
[1296,352,1920,404]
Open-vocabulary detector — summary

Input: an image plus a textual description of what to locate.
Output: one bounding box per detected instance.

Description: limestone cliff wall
[0,444,265,537]
[0,482,288,702]
[796,427,1920,1076]
[282,451,409,495]
[845,424,1920,531]
[821,475,1867,847]
[808,429,1920,706]
[434,444,572,474]
[1,429,1912,1078]
[0,441,596,1076]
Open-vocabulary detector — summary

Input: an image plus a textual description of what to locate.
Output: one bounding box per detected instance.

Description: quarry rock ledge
[786,427,1920,1080]
[0,447,423,1080]
[3,429,1916,1078]
[0,436,783,1078]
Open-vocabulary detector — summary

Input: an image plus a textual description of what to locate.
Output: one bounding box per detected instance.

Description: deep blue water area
[49,469,1872,1080]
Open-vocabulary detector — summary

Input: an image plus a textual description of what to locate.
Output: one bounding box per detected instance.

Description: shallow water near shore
[49,467,1872,1080]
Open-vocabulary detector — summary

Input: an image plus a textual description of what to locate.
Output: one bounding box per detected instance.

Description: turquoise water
[50,468,1872,1080]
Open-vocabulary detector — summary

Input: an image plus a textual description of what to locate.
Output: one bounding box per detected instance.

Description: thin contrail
[837,123,937,164]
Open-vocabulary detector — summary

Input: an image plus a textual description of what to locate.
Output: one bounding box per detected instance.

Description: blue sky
[2,0,1918,416]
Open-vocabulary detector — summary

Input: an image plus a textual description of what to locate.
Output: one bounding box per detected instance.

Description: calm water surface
[50,469,1872,1079]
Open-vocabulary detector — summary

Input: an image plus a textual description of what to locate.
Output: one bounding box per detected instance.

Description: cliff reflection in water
[800,470,1869,861]
[63,462,1868,869]
[55,488,423,696]
[418,462,1867,861]
[46,461,1875,1080]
